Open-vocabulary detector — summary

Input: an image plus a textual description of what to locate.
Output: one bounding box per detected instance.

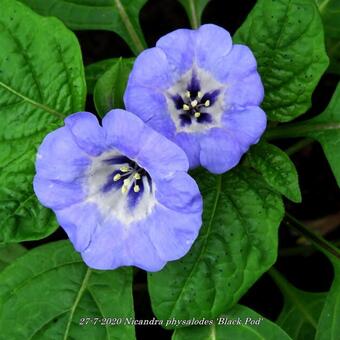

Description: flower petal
[33,176,85,210]
[124,85,175,139]
[81,217,166,271]
[55,202,101,252]
[223,106,267,147]
[65,112,107,156]
[174,132,201,169]
[103,109,189,178]
[156,28,196,75]
[35,126,90,182]
[155,172,202,214]
[126,47,174,90]
[225,71,264,107]
[199,128,243,174]
[147,204,202,261]
[196,24,233,70]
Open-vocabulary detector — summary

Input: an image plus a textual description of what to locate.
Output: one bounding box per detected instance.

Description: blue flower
[124,24,266,174]
[33,110,202,271]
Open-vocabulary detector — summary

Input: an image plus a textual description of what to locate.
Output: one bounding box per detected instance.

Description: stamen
[134,185,140,193]
[122,185,128,194]
[185,91,191,98]
[204,100,210,107]
[123,179,130,185]
[113,173,121,181]
[134,173,141,180]
[191,100,198,108]
[197,91,203,99]
[120,166,130,172]
[194,112,201,118]
[183,104,190,111]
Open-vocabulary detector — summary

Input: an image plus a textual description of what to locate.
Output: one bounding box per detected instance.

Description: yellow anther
[134,173,141,180]
[120,166,130,172]
[183,104,190,111]
[185,91,191,98]
[204,100,210,107]
[194,111,201,118]
[123,179,130,185]
[134,185,140,193]
[113,173,121,181]
[191,100,198,108]
[197,91,203,99]
[121,185,128,194]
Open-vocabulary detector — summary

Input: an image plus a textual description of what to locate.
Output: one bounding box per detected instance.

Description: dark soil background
[23,0,340,339]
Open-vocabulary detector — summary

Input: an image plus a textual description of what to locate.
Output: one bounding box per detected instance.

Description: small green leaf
[316,0,340,75]
[148,166,284,326]
[315,253,340,340]
[85,58,134,94]
[178,0,210,28]
[94,58,134,116]
[19,0,148,55]
[173,305,292,340]
[0,241,135,339]
[248,142,301,203]
[0,0,86,243]
[234,0,329,122]
[0,244,26,271]
[270,268,326,340]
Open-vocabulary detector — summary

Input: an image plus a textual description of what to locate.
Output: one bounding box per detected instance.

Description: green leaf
[270,268,326,340]
[0,241,135,339]
[94,58,134,116]
[234,0,329,122]
[0,0,86,243]
[173,305,292,340]
[178,0,210,28]
[19,0,147,55]
[85,58,135,94]
[0,244,26,271]
[305,84,340,187]
[315,253,340,340]
[316,0,340,75]
[148,166,284,326]
[248,142,301,203]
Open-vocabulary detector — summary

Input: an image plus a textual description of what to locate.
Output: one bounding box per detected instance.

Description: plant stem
[279,240,340,256]
[285,138,314,155]
[284,213,340,259]
[190,0,199,28]
[266,121,340,140]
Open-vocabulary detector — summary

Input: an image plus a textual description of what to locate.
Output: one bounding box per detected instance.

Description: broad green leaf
[94,58,134,116]
[0,241,135,339]
[234,0,329,122]
[148,167,284,326]
[316,0,340,74]
[178,0,210,28]
[248,142,301,203]
[315,253,340,340]
[19,0,147,55]
[173,305,292,340]
[85,58,135,94]
[270,268,326,340]
[0,0,86,243]
[0,244,26,271]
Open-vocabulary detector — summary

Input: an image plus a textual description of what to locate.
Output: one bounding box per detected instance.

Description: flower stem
[284,213,340,259]
[266,121,340,140]
[189,0,199,28]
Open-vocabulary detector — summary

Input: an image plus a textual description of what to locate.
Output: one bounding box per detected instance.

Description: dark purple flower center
[102,155,152,208]
[171,71,221,127]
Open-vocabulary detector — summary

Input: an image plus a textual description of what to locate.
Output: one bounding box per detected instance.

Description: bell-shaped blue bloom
[124,24,266,174]
[33,110,202,271]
